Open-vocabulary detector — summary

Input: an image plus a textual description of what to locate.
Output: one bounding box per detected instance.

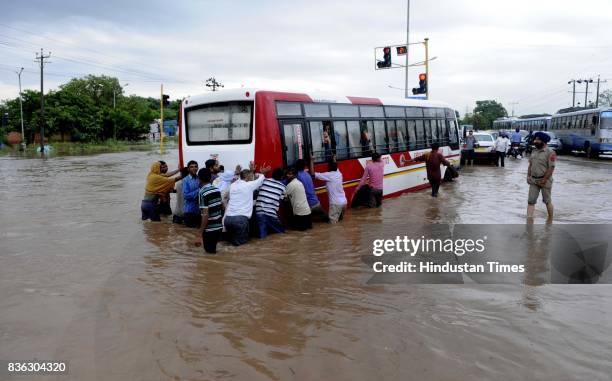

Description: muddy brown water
[1,150,611,380]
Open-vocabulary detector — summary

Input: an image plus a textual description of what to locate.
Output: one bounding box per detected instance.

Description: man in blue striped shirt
[196,168,224,254]
[255,168,286,238]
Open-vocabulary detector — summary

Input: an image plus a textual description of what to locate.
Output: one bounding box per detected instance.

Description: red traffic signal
[396,46,407,55]
[412,73,428,95]
[377,47,392,69]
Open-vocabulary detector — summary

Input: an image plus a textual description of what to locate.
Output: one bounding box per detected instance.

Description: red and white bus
[178,89,461,208]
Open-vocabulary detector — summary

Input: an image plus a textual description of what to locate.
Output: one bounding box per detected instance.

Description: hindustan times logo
[372,236,487,257]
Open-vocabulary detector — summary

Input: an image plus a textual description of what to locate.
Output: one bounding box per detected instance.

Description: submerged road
[1,150,611,380]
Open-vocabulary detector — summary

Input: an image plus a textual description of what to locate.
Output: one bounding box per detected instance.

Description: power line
[0,23,181,82]
[0,32,190,84]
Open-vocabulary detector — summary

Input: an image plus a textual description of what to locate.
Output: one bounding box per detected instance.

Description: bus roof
[183,88,456,110]
[552,107,612,118]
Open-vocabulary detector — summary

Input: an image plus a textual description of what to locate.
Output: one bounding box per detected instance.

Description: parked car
[463,132,497,164]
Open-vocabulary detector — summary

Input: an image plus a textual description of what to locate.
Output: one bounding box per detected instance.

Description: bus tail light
[246,91,250,97]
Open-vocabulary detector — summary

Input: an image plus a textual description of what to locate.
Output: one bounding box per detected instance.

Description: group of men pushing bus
[141,132,554,254]
[141,152,395,254]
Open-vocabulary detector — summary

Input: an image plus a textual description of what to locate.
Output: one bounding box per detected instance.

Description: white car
[472,132,499,164]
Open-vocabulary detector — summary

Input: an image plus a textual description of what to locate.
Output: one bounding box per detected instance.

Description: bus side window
[332,121,349,160]
[415,120,426,149]
[362,121,375,156]
[309,121,329,163]
[396,120,408,151]
[448,120,459,148]
[407,120,417,150]
[438,120,446,144]
[371,120,388,154]
[346,121,362,158]
[282,122,305,167]
[424,120,433,147]
[387,120,398,153]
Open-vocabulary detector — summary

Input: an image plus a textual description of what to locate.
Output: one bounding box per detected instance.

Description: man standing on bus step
[356,152,385,207]
[527,132,556,221]
[255,168,287,238]
[295,159,329,222]
[182,160,202,228]
[224,163,270,246]
[196,168,224,254]
[464,130,477,166]
[285,167,313,231]
[493,133,510,167]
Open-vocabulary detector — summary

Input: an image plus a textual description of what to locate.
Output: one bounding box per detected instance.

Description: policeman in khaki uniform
[527,131,556,220]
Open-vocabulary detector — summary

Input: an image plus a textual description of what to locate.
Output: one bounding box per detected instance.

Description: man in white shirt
[313,161,347,223]
[493,133,510,167]
[224,163,270,246]
[285,167,312,231]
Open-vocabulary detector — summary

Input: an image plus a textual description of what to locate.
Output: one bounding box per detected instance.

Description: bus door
[280,120,309,167]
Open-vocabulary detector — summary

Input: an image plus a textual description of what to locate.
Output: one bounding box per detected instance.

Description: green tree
[598,89,612,107]
[471,100,508,130]
[1,74,178,144]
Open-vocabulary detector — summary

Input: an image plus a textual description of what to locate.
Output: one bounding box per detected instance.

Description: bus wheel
[585,142,598,159]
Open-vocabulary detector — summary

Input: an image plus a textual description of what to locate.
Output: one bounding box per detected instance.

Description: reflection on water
[1,151,612,380]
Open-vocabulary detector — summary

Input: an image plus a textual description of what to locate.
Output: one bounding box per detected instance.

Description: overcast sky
[1,0,611,116]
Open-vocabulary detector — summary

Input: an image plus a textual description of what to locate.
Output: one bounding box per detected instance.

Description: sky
[1,0,612,117]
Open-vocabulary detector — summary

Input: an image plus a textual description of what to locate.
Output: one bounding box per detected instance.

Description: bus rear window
[185,101,253,144]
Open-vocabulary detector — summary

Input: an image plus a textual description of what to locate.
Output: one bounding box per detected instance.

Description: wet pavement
[1,149,611,380]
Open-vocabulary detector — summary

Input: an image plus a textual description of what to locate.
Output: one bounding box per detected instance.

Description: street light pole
[16,67,25,149]
[404,0,410,99]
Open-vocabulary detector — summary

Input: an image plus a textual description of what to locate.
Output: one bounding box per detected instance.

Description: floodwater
[1,149,611,380]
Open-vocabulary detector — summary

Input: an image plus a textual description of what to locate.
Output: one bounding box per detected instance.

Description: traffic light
[377,47,392,69]
[411,73,427,95]
[162,94,170,107]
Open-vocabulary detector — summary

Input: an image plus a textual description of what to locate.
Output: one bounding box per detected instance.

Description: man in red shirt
[420,143,451,197]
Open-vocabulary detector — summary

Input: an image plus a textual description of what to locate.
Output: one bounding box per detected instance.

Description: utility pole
[508,101,519,117]
[15,67,25,150]
[404,0,410,99]
[568,80,576,107]
[595,76,608,108]
[585,80,590,108]
[205,77,224,92]
[36,49,51,155]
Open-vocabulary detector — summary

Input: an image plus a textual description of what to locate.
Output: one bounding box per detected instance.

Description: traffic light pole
[160,84,164,155]
[404,0,410,99]
[424,38,429,100]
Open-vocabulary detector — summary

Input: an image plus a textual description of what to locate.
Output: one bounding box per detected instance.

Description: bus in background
[550,107,612,158]
[492,117,516,132]
[178,89,461,209]
[512,115,551,132]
